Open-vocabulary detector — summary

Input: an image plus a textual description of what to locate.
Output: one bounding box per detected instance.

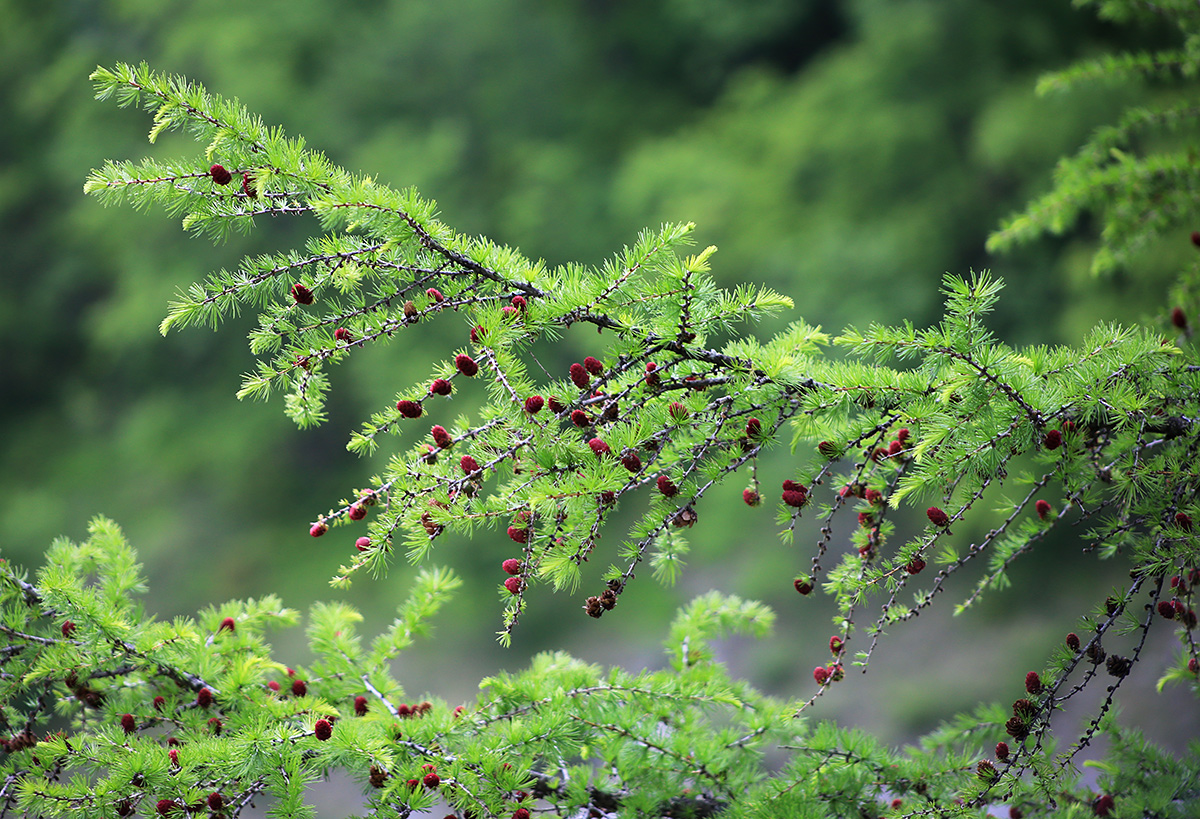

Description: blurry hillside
[2,0,1191,751]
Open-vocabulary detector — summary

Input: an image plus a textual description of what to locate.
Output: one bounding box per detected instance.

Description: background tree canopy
[2,0,1193,760]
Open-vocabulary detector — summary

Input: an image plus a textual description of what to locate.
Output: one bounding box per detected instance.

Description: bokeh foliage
[3,0,1195,744]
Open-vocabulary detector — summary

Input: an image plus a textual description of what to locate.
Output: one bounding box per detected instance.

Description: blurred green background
[2,0,1193,763]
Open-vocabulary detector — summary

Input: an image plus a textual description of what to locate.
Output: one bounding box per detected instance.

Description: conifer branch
[8,9,1200,814]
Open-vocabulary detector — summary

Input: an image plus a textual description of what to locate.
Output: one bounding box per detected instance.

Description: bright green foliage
[85,63,799,643]
[2,1,1200,816]
[989,1,1200,274]
[5,523,1195,818]
[0,0,1151,626]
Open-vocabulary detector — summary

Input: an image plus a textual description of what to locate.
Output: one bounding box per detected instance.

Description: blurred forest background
[2,0,1195,772]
